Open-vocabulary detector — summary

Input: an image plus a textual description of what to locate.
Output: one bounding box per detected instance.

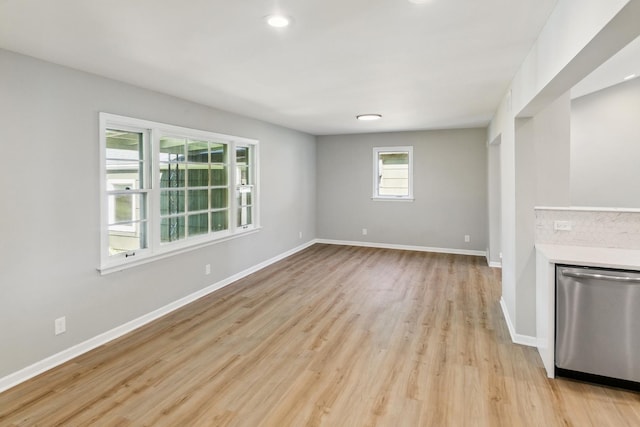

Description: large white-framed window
[372,146,414,201]
[100,113,259,273]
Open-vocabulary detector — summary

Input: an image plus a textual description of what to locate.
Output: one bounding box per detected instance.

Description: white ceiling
[0,0,560,135]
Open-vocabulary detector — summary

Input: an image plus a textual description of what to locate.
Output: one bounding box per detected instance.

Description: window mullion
[229,141,237,233]
[184,138,190,240]
[149,129,160,253]
[207,140,212,235]
[253,143,260,228]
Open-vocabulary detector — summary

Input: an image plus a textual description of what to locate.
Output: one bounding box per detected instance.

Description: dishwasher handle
[560,269,640,283]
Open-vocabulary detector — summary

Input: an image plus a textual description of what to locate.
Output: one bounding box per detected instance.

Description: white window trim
[99,113,260,274]
[372,146,414,201]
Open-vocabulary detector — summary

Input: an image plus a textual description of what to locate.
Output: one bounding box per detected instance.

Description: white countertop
[535,206,640,213]
[535,244,640,270]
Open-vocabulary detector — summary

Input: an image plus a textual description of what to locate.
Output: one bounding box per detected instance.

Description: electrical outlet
[299,231,303,239]
[362,228,368,236]
[554,220,572,231]
[55,317,66,335]
[464,235,470,243]
[205,264,211,275]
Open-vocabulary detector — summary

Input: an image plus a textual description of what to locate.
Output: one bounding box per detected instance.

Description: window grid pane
[160,163,185,188]
[211,210,229,232]
[211,188,228,209]
[161,216,186,243]
[237,207,252,227]
[211,165,228,186]
[107,192,146,225]
[108,220,148,255]
[188,213,209,236]
[236,188,253,207]
[160,137,186,163]
[160,190,185,215]
[188,189,209,212]
[187,140,209,163]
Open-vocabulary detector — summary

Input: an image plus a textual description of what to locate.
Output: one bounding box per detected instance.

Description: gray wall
[571,77,640,208]
[514,92,571,336]
[316,129,487,251]
[487,137,502,265]
[0,49,316,378]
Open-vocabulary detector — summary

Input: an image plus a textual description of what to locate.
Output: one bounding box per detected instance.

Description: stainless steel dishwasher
[556,265,640,390]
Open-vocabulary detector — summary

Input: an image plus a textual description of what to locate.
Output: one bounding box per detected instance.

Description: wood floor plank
[1,244,638,426]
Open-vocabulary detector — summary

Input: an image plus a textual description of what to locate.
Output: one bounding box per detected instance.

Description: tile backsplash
[535,207,640,249]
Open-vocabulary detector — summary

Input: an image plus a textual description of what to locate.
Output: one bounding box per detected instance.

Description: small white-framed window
[372,146,413,200]
[99,113,259,273]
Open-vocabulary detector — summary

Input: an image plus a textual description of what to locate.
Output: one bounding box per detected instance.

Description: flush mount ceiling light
[356,114,382,121]
[265,14,291,28]
[623,73,637,81]
[408,0,432,4]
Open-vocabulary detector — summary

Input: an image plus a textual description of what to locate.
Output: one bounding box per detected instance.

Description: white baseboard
[499,297,537,347]
[316,239,486,257]
[485,250,502,268]
[0,240,316,394]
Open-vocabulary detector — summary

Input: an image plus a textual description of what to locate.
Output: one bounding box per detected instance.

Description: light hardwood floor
[1,244,639,426]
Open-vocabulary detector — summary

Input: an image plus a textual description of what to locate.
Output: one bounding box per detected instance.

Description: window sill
[371,197,414,202]
[98,226,262,275]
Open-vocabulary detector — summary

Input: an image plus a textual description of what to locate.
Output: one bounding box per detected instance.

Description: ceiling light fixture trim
[265,14,291,28]
[356,114,383,121]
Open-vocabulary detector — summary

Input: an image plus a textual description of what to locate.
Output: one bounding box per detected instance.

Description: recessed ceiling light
[265,15,291,28]
[623,73,637,81]
[356,114,382,121]
[408,0,432,4]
